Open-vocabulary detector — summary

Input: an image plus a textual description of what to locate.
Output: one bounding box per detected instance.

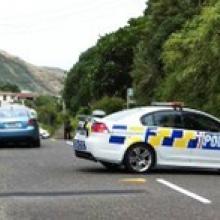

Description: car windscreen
[0,109,28,118]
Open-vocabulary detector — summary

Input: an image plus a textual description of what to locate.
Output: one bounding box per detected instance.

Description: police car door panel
[192,132,220,166]
[182,111,220,167]
[146,127,194,165]
[144,110,193,165]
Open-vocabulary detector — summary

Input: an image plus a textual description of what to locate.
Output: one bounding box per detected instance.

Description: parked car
[73,102,220,173]
[0,104,40,147]
[75,110,106,137]
[39,128,50,139]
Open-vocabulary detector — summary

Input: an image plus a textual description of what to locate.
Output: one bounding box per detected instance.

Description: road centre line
[119,178,146,184]
[157,178,211,205]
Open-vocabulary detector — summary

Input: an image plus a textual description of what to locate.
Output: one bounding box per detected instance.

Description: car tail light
[91,122,109,133]
[28,119,35,126]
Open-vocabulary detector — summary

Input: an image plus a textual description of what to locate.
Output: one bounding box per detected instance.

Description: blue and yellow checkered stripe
[145,128,199,149]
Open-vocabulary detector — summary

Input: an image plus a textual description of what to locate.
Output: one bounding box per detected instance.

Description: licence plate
[73,139,87,151]
[5,123,22,128]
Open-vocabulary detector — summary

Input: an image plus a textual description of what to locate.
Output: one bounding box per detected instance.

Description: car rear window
[0,109,28,118]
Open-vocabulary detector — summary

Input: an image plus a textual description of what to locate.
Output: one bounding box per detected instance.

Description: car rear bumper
[0,136,35,145]
[75,150,97,161]
[0,127,39,145]
[73,132,126,164]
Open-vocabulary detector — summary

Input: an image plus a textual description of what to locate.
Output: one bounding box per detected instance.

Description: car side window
[141,114,154,126]
[153,111,183,128]
[182,112,220,132]
[141,111,184,128]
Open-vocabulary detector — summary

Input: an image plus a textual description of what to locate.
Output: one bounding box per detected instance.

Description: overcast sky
[0,0,146,70]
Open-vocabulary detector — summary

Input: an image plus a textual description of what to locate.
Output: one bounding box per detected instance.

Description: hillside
[0,50,65,95]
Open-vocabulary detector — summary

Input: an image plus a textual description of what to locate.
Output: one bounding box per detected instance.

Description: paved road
[0,139,219,220]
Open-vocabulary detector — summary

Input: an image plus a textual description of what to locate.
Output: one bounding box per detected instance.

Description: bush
[34,95,63,134]
[76,107,91,115]
[70,117,79,135]
[91,96,125,115]
[0,82,20,92]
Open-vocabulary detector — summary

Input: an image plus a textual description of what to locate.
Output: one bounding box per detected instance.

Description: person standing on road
[64,119,72,140]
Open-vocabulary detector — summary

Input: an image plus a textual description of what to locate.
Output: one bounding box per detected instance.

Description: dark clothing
[64,121,72,140]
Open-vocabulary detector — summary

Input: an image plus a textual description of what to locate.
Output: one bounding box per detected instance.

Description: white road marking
[157,178,211,204]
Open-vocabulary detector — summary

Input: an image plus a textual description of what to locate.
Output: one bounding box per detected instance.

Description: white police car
[73,102,220,173]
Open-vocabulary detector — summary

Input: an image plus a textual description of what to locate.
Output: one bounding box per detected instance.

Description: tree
[157,0,220,117]
[91,96,125,115]
[63,17,144,114]
[34,96,63,133]
[63,0,220,118]
[132,0,205,104]
[0,83,20,92]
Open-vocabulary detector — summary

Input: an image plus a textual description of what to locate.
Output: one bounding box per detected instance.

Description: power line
[0,0,144,35]
[0,0,126,24]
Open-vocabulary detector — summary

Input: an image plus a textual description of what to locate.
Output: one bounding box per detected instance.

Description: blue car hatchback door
[0,105,40,147]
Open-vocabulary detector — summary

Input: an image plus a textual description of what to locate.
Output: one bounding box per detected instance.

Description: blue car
[0,105,40,147]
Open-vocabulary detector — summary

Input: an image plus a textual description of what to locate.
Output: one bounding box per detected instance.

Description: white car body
[73,106,220,170]
[40,128,50,139]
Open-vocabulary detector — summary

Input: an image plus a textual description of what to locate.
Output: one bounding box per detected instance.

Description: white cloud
[0,0,146,69]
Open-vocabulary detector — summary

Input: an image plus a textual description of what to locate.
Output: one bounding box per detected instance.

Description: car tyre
[32,139,41,148]
[100,161,120,171]
[124,144,154,173]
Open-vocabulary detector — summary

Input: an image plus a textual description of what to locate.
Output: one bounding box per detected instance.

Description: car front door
[182,111,220,167]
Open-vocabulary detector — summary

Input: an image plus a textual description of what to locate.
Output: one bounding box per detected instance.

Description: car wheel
[100,161,120,171]
[32,139,41,148]
[124,144,154,173]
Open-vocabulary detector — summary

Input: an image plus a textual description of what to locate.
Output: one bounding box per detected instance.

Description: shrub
[91,96,125,115]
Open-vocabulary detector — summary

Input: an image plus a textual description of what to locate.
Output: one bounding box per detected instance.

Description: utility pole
[63,100,66,114]
[62,71,67,114]
[127,88,135,109]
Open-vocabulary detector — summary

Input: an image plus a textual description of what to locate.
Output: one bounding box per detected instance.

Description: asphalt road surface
[0,139,219,220]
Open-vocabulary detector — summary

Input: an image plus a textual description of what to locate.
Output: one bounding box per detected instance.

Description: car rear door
[182,111,220,167]
[143,110,195,165]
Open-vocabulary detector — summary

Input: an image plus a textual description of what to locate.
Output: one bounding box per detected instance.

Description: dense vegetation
[0,83,20,92]
[63,18,145,114]
[64,0,220,117]
[26,96,64,134]
[157,0,220,116]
